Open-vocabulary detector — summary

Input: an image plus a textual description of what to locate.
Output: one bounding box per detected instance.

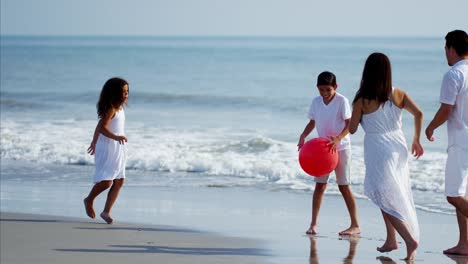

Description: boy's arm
[328,119,350,150]
[298,120,315,150]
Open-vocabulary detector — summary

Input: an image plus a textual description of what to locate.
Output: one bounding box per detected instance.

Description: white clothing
[94,109,127,183]
[307,92,351,151]
[314,149,351,185]
[445,147,468,197]
[440,60,468,151]
[360,95,419,241]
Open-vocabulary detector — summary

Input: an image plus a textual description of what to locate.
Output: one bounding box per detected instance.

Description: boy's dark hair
[353,52,392,104]
[445,30,468,56]
[97,77,129,118]
[316,71,337,86]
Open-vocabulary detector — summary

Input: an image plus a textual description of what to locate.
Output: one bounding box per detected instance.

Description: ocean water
[0,36,453,214]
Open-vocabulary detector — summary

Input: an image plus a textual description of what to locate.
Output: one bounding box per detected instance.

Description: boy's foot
[443,245,468,256]
[306,226,318,235]
[100,212,113,224]
[377,241,398,253]
[338,226,360,235]
[83,198,95,219]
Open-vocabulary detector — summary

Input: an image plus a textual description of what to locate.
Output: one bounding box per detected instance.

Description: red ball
[299,137,338,177]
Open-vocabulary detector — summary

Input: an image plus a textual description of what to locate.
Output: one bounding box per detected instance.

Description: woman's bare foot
[83,198,95,219]
[100,212,113,224]
[377,241,398,253]
[306,225,318,235]
[443,245,468,256]
[339,226,361,235]
[403,240,418,261]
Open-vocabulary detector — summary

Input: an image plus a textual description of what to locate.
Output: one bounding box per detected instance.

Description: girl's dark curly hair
[97,77,129,118]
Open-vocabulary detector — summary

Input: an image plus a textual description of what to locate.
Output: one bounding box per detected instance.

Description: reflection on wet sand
[446,254,468,264]
[308,235,360,264]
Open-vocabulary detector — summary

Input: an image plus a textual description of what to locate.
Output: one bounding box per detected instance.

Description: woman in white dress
[349,53,424,261]
[84,77,129,224]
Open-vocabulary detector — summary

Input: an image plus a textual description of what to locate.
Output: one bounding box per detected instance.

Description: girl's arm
[348,99,362,134]
[87,119,102,155]
[297,120,315,150]
[394,88,424,159]
[99,109,128,144]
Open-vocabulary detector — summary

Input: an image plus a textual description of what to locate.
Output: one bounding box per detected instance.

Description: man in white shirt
[426,29,468,256]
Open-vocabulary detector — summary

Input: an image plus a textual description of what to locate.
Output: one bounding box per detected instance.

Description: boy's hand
[425,127,435,142]
[87,142,96,155]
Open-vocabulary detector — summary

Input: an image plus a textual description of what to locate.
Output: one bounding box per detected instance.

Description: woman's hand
[115,135,128,145]
[87,142,96,155]
[297,135,305,150]
[411,140,424,159]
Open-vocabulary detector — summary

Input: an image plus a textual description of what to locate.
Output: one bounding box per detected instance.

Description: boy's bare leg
[382,212,418,261]
[84,180,113,219]
[377,211,398,253]
[338,185,360,235]
[443,209,468,255]
[100,178,125,224]
[306,183,327,234]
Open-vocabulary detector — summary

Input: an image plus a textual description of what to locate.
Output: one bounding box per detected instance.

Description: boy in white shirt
[426,29,468,256]
[298,71,360,235]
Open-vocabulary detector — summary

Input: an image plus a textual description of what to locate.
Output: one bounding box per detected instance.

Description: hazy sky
[1,0,467,37]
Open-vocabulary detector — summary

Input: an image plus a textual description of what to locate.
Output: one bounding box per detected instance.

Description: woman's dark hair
[353,53,392,104]
[97,77,129,118]
[316,71,337,86]
[445,30,468,56]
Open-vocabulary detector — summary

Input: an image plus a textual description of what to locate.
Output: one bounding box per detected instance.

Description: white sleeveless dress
[361,96,419,241]
[93,109,127,183]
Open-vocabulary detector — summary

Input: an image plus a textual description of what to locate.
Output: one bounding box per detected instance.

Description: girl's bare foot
[377,241,398,253]
[339,226,361,235]
[443,245,468,256]
[83,198,95,219]
[100,212,113,224]
[403,240,418,261]
[306,225,318,235]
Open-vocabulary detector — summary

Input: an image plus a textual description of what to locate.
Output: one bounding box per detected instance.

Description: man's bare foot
[306,225,318,235]
[377,241,398,253]
[100,212,113,224]
[443,245,468,256]
[83,198,95,219]
[339,226,361,235]
[403,240,418,261]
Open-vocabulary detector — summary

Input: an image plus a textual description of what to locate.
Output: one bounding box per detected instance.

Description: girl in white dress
[84,77,129,224]
[349,53,424,261]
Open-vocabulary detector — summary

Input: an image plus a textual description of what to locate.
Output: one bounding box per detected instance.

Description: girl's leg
[382,211,418,260]
[100,178,125,224]
[377,210,398,252]
[307,182,327,234]
[84,180,113,219]
[338,185,360,235]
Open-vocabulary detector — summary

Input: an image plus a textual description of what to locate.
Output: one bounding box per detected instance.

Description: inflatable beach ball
[299,138,338,177]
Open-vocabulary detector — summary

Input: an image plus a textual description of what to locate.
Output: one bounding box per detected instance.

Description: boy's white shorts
[445,146,468,197]
[314,149,351,185]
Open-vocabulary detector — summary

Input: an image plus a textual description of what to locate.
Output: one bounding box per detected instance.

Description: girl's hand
[115,135,128,145]
[327,135,340,152]
[411,141,424,159]
[87,142,96,155]
[297,135,305,150]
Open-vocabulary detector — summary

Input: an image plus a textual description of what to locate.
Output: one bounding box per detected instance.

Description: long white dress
[93,109,127,183]
[361,96,420,241]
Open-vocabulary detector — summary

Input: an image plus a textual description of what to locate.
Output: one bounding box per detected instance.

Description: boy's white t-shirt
[307,92,352,151]
[440,59,468,150]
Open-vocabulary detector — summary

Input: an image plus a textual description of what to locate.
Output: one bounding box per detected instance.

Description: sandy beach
[0,179,464,264]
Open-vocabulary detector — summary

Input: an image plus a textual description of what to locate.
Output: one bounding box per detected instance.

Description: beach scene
[1,1,468,263]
